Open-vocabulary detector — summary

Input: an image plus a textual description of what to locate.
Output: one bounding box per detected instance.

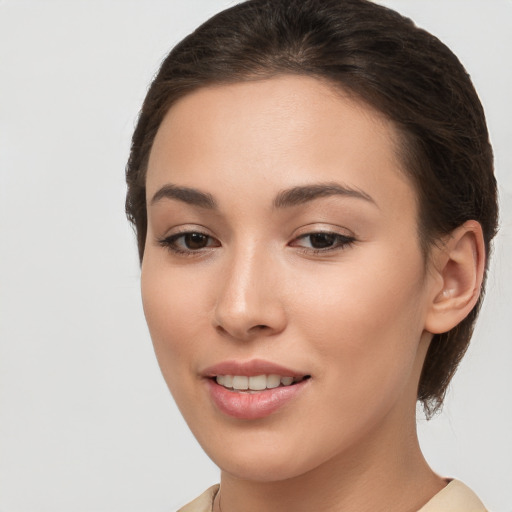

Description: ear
[424,220,486,335]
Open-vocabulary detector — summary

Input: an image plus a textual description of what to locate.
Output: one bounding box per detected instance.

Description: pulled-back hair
[126,0,498,416]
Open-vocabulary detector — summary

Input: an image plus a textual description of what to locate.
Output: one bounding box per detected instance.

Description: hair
[125,0,498,417]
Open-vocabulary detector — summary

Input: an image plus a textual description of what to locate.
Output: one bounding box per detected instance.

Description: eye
[290,232,355,252]
[158,231,220,255]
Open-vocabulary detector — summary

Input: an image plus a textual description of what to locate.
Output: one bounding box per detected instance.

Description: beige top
[177,480,487,512]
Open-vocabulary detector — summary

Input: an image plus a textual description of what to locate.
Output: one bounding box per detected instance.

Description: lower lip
[206,379,309,420]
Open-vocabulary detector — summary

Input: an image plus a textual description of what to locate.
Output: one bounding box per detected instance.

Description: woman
[125,0,498,510]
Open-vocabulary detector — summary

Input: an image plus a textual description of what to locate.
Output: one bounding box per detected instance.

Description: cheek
[140,254,212,387]
[293,249,427,401]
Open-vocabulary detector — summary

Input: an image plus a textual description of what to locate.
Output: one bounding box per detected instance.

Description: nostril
[215,325,227,334]
[248,324,272,334]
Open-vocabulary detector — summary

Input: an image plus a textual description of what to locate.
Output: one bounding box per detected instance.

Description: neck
[217,404,444,512]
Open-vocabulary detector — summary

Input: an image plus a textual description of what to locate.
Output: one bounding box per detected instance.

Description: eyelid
[157,225,221,256]
[155,224,356,256]
[288,225,356,253]
[290,223,355,240]
[290,232,355,247]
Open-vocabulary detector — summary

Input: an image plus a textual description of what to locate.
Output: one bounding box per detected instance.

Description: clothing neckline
[178,479,487,512]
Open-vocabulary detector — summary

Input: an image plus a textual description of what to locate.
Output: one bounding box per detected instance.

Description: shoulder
[418,480,487,512]
[177,485,220,512]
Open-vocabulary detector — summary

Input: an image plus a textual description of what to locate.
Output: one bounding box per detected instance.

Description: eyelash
[158,231,356,256]
[158,231,220,256]
[291,232,356,254]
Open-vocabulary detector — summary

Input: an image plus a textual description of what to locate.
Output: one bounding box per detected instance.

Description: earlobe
[425,221,486,335]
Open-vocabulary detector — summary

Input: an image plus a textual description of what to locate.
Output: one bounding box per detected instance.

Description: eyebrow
[151,184,217,209]
[273,182,377,209]
[150,181,376,210]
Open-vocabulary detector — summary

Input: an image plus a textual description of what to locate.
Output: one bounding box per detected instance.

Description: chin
[194,425,335,483]
[216,452,316,483]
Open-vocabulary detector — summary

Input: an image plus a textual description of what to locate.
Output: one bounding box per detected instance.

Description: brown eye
[158,231,220,255]
[290,232,355,253]
[308,233,337,249]
[183,233,210,250]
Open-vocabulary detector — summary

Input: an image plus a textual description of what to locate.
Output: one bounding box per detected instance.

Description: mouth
[203,361,312,419]
[213,374,311,392]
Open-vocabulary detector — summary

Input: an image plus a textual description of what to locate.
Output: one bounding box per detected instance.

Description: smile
[202,359,311,419]
[215,374,308,391]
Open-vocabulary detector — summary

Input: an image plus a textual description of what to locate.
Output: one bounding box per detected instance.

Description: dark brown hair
[126,0,498,416]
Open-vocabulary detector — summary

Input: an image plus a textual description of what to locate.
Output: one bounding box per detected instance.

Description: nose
[213,245,287,341]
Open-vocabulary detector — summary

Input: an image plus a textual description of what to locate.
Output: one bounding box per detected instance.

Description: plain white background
[1,1,510,511]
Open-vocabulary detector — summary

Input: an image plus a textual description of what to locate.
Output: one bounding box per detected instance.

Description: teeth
[215,374,303,391]
[232,376,249,390]
[249,375,267,390]
[267,374,281,389]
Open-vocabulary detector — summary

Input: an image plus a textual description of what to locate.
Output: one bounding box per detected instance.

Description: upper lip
[201,358,309,378]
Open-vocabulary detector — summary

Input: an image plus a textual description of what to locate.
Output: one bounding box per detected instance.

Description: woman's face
[142,76,437,481]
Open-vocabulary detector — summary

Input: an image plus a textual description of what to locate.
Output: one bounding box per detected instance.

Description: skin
[141,76,483,511]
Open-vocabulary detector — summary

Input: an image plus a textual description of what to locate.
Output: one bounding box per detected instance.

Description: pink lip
[206,379,309,420]
[201,358,305,378]
[201,359,311,420]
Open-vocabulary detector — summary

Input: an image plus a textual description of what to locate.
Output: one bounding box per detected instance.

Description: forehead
[146,75,415,214]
